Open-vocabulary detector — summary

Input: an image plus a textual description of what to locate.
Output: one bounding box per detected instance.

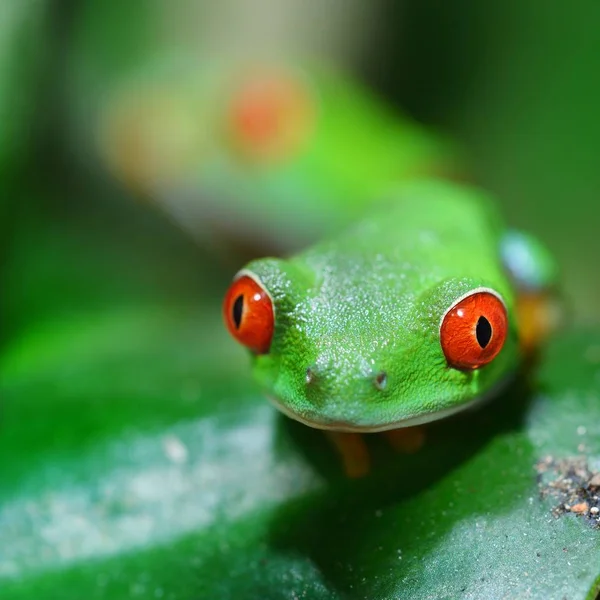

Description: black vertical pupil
[232,295,244,329]
[476,316,492,348]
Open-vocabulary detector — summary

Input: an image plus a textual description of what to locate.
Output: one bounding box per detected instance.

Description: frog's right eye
[440,288,508,370]
[223,274,274,354]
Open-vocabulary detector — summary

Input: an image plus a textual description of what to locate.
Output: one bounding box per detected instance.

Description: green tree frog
[223,179,558,475]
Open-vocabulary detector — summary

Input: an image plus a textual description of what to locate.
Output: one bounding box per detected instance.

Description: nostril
[374,371,387,391]
[305,367,315,385]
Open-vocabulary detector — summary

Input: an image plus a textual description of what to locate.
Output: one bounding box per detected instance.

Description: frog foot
[517,291,562,354]
[326,431,370,478]
[383,426,426,454]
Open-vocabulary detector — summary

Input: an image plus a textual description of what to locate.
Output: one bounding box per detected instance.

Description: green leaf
[1,319,599,598]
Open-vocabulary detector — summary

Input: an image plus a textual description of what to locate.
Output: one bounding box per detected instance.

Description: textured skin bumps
[240,179,523,431]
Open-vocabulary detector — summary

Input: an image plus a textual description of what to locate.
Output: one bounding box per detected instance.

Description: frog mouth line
[266,375,513,432]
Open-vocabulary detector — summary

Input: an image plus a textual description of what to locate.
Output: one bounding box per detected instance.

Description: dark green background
[379,0,600,321]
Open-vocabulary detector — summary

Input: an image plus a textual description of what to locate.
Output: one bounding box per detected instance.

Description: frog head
[223,254,519,432]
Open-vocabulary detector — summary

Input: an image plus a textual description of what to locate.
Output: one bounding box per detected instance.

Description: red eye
[228,72,314,162]
[440,290,508,370]
[223,274,274,354]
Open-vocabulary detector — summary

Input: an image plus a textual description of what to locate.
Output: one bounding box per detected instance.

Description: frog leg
[383,426,426,453]
[325,431,370,478]
[499,229,562,353]
[515,291,562,354]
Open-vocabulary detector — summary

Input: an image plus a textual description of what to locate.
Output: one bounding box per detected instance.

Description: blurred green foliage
[0,1,54,174]
[383,0,600,321]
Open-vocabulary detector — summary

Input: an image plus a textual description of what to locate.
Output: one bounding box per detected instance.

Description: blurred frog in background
[68,0,448,253]
[95,62,459,252]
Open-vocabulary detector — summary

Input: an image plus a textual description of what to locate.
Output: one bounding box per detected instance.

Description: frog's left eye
[440,289,508,370]
[223,274,274,354]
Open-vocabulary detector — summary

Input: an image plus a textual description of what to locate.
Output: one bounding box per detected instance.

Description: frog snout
[290,362,390,430]
[303,364,388,395]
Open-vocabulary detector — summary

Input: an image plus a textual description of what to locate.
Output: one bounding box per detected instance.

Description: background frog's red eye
[440,290,508,370]
[223,275,274,354]
[228,72,314,162]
